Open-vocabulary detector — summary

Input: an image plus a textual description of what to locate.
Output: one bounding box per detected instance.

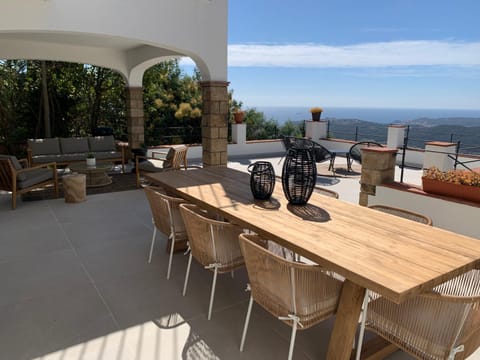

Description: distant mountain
[324,118,480,155]
[395,117,480,127]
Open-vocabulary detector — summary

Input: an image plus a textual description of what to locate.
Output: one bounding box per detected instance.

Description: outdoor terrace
[0,155,478,360]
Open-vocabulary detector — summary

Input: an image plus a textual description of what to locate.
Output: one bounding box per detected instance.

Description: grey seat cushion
[28,138,61,155]
[60,138,89,154]
[0,155,22,170]
[95,151,121,160]
[29,154,65,164]
[59,153,89,162]
[88,136,115,152]
[17,168,54,189]
[0,155,27,181]
[138,159,169,172]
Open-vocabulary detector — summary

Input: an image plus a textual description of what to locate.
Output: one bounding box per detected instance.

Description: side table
[63,174,86,203]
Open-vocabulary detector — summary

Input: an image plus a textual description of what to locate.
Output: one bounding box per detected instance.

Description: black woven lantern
[281,145,317,205]
[248,161,275,200]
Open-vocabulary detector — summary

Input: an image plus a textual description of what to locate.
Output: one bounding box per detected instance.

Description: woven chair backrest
[349,141,383,163]
[179,204,244,272]
[0,158,14,191]
[314,187,339,199]
[239,234,342,329]
[294,138,333,163]
[281,136,296,151]
[144,186,186,236]
[368,205,432,225]
[367,269,480,359]
[170,146,188,170]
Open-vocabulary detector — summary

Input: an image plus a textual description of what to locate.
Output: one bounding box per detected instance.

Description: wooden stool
[63,174,86,203]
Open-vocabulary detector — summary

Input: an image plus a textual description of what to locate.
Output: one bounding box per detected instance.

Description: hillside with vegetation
[1,60,478,156]
[326,118,480,154]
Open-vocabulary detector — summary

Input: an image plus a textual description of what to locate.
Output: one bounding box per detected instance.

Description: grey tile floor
[0,157,473,360]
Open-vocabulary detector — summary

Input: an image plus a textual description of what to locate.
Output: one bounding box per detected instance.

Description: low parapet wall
[368,182,480,239]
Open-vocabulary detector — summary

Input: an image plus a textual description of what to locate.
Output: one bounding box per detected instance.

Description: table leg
[329,154,336,172]
[326,280,365,360]
[346,154,352,172]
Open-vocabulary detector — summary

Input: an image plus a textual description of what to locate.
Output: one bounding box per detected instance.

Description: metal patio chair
[278,135,297,164]
[348,141,384,164]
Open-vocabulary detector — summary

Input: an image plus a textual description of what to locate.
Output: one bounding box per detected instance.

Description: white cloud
[227,41,480,68]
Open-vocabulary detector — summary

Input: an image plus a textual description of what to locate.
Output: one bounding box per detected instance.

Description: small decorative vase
[86,158,96,167]
[311,111,321,121]
[234,112,245,124]
[282,144,317,205]
[248,161,275,200]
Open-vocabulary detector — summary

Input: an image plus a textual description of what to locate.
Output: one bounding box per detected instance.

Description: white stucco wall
[0,0,227,84]
[369,185,480,239]
[148,140,284,161]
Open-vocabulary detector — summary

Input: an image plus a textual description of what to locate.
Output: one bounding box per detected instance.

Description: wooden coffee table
[69,163,113,187]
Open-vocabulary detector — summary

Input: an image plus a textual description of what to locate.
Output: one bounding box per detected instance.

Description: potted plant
[86,152,96,166]
[310,107,323,121]
[422,166,480,203]
[233,110,245,124]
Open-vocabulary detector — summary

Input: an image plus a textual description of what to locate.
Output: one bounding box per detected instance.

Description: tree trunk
[41,61,51,138]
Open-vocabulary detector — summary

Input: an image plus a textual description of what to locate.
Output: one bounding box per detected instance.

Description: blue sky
[219,0,480,110]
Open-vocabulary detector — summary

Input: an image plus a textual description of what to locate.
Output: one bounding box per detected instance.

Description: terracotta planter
[422,177,480,203]
[311,111,322,121]
[234,112,245,124]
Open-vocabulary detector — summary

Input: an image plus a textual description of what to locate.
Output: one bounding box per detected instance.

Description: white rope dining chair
[356,267,480,360]
[144,186,188,279]
[179,203,245,320]
[238,233,343,360]
[368,204,432,226]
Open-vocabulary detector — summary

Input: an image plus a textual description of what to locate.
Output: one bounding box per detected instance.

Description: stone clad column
[359,147,397,206]
[126,86,145,151]
[201,81,229,167]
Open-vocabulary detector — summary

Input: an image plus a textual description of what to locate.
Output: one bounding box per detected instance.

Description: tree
[143,60,202,145]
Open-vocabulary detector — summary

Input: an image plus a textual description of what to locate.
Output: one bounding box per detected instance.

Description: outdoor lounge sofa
[27,136,125,172]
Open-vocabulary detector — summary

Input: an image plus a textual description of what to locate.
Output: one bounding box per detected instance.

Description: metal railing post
[454,141,461,170]
[400,125,409,183]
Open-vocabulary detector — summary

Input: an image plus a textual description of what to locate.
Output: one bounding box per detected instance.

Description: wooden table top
[145,167,480,304]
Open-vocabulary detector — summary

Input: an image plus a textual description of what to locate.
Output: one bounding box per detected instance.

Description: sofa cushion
[17,168,54,189]
[0,155,27,181]
[30,154,64,164]
[94,151,121,160]
[60,138,89,154]
[138,159,169,172]
[28,138,60,156]
[0,155,22,170]
[88,136,116,152]
[60,153,89,162]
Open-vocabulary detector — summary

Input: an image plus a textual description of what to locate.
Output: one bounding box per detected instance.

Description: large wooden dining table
[145,166,480,359]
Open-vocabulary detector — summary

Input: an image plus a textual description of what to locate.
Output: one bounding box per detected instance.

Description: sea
[252,106,480,125]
